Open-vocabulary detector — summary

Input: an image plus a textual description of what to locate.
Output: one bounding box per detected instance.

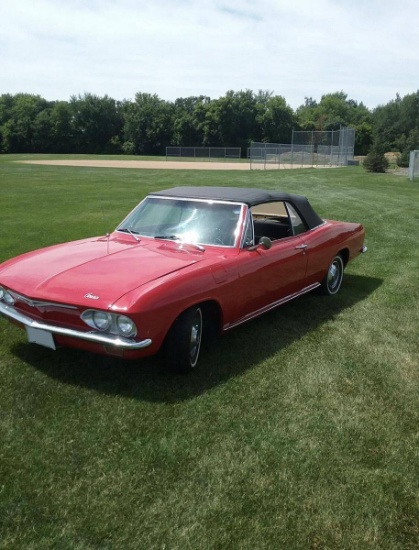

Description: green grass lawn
[1,156,419,549]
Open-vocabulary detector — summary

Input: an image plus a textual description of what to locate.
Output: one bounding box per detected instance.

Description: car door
[229,206,309,324]
[236,235,308,315]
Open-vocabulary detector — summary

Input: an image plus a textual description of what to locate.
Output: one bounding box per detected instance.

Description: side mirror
[247,236,272,251]
[259,236,272,249]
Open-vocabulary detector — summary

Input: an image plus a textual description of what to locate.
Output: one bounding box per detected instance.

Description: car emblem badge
[84,293,100,300]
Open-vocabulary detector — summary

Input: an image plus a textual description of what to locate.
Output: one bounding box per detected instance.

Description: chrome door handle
[295,244,308,250]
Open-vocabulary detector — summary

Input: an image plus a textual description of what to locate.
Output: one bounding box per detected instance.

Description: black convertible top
[152,186,324,229]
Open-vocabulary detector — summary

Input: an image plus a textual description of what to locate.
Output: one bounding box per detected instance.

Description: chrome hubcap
[189,309,202,367]
[327,260,341,291]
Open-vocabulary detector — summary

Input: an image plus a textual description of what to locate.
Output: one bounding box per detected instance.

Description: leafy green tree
[316,91,351,131]
[372,95,403,151]
[294,97,318,131]
[172,96,209,146]
[0,94,15,151]
[49,101,75,153]
[0,94,15,123]
[212,90,260,151]
[257,93,295,143]
[396,92,419,139]
[70,93,123,153]
[32,108,54,152]
[396,128,419,167]
[0,94,49,152]
[296,92,371,133]
[190,99,221,147]
[123,93,174,155]
[354,121,373,156]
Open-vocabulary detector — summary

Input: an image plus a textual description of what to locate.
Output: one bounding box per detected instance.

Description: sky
[1,0,419,111]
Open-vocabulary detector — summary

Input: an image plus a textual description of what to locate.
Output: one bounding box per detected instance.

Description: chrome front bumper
[0,302,152,350]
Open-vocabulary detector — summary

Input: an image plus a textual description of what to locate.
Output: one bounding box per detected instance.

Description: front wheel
[163,306,203,373]
[320,254,344,295]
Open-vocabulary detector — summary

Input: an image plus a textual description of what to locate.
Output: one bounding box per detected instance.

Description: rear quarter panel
[302,220,365,286]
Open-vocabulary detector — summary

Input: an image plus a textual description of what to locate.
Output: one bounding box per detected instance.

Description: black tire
[164,306,203,373]
[319,254,344,296]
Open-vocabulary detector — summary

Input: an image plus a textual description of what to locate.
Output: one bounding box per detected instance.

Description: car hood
[0,236,201,308]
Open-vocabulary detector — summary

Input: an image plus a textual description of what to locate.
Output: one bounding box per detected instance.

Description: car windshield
[117,196,243,247]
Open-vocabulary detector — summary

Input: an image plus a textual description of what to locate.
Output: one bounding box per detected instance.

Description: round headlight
[92,311,112,331]
[4,291,15,305]
[117,315,136,338]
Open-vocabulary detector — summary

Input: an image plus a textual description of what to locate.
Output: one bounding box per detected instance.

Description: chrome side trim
[0,302,152,350]
[223,283,321,331]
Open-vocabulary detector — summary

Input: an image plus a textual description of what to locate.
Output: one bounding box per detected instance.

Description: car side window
[251,202,291,242]
[286,202,307,235]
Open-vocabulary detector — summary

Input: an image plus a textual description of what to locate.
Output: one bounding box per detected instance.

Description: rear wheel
[320,254,344,295]
[164,306,203,373]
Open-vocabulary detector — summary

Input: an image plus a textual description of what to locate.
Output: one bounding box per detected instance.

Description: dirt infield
[18,159,253,170]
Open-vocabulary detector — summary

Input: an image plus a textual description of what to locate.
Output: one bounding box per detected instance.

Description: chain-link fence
[166,146,241,161]
[250,127,355,169]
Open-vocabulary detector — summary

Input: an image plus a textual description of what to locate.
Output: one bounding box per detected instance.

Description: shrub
[363,140,389,173]
[122,140,136,155]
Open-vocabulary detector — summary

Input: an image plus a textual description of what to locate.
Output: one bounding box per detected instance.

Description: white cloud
[1,0,419,109]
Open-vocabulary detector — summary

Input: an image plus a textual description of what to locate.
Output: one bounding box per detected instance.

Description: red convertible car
[0,186,366,372]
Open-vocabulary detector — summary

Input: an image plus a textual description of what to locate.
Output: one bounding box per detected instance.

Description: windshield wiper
[118,228,141,242]
[154,235,205,252]
[154,234,179,240]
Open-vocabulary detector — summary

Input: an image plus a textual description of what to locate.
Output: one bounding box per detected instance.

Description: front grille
[8,291,82,328]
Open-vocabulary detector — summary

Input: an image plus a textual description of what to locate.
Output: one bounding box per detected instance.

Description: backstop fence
[250,127,355,169]
[166,146,241,161]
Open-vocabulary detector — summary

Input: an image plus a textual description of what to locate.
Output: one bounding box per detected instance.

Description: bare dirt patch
[18,159,252,171]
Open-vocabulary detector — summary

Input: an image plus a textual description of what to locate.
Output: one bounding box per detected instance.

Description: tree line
[1,89,418,159]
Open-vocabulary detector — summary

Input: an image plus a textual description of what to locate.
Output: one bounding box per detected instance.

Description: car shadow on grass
[13,273,382,403]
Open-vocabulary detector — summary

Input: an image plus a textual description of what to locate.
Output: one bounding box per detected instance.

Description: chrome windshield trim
[0,302,152,350]
[147,195,245,207]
